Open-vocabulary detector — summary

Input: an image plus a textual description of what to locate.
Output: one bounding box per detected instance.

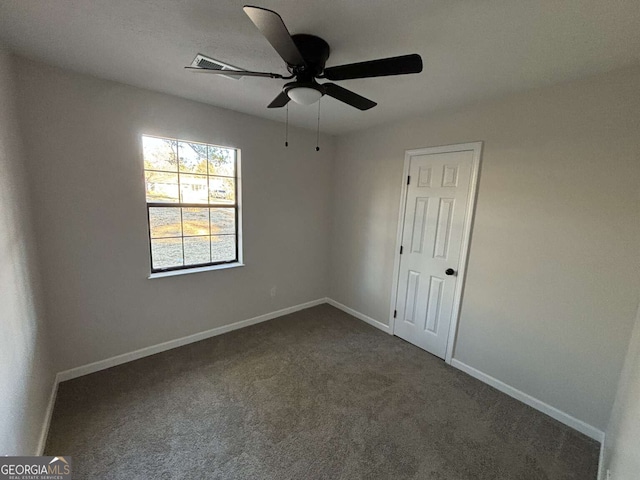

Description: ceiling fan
[186,5,423,111]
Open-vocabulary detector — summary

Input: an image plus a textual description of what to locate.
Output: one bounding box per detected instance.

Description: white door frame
[388,142,483,364]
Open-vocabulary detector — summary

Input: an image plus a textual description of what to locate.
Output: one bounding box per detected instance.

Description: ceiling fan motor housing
[290,34,330,80]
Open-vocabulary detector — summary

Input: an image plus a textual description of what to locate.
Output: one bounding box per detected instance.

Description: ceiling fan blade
[323,54,423,81]
[185,66,287,79]
[268,91,290,108]
[323,83,377,111]
[243,6,306,67]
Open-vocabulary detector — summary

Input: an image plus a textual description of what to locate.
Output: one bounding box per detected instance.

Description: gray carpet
[45,304,599,479]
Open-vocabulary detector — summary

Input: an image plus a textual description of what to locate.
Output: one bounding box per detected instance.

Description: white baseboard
[451,359,604,442]
[326,298,392,334]
[597,438,607,480]
[56,298,326,383]
[54,298,386,386]
[40,298,606,462]
[328,300,605,445]
[37,373,60,455]
[39,298,327,453]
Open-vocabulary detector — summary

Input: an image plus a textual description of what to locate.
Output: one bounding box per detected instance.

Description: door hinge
[393,310,397,318]
[407,175,411,185]
[400,246,403,255]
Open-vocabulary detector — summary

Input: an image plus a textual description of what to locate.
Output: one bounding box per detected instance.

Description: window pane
[178,142,208,174]
[142,136,177,172]
[182,207,209,236]
[149,207,181,238]
[146,171,179,203]
[180,174,209,203]
[208,146,235,177]
[184,236,211,265]
[151,238,183,269]
[208,177,235,204]
[210,208,235,235]
[211,235,236,262]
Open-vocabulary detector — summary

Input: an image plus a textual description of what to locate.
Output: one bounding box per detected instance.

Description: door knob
[445,268,456,276]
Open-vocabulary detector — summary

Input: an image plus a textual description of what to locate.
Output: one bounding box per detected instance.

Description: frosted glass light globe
[287,87,323,105]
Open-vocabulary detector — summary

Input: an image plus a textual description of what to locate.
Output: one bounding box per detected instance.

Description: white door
[393,147,477,359]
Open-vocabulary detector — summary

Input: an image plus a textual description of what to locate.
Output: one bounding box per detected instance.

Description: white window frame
[141,134,243,279]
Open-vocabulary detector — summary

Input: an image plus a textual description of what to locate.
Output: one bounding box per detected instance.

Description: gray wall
[603,301,640,478]
[0,48,54,454]
[330,67,640,431]
[13,57,334,373]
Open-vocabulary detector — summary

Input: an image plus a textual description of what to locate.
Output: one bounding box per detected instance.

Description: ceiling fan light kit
[285,83,323,105]
[186,5,423,146]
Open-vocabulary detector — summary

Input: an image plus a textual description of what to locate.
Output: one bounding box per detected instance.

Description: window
[142,135,240,274]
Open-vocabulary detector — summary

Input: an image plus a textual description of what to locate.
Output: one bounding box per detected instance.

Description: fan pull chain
[285,104,289,147]
[316,99,321,152]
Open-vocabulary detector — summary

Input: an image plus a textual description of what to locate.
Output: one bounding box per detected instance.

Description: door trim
[388,142,483,364]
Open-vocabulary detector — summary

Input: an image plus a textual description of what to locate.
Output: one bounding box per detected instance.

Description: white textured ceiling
[1,0,639,134]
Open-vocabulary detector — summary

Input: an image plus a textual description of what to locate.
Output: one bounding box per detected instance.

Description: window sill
[148,262,244,279]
